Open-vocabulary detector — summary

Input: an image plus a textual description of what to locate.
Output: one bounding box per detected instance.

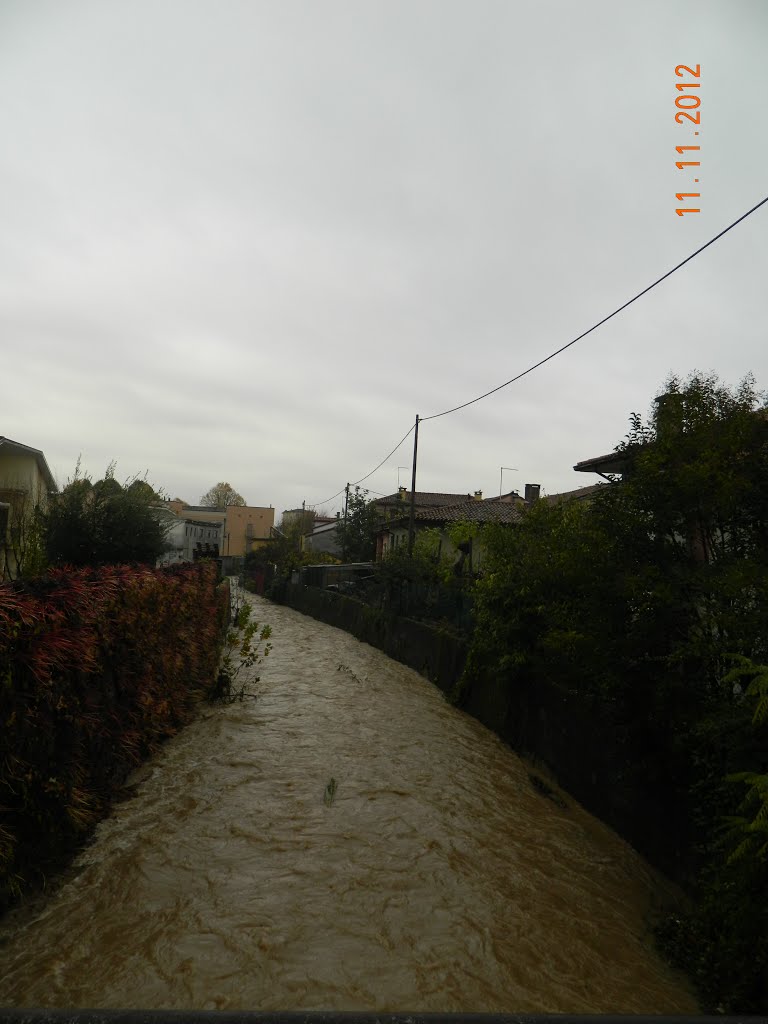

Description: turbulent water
[0,593,697,1013]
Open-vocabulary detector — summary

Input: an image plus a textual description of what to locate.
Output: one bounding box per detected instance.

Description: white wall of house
[0,444,55,580]
[304,520,342,557]
[155,515,224,566]
[156,517,186,566]
[182,520,224,561]
[0,452,40,493]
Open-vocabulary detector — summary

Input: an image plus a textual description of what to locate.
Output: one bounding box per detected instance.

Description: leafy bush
[0,560,228,909]
[461,373,768,1010]
[208,585,272,702]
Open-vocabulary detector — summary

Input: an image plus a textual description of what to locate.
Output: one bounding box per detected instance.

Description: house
[153,505,185,565]
[372,489,484,560]
[378,496,526,573]
[374,481,606,573]
[155,509,225,567]
[0,436,57,580]
[304,516,342,557]
[282,508,315,533]
[161,500,275,562]
[374,487,482,518]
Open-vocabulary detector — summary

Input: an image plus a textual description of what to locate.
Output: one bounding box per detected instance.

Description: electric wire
[313,422,415,506]
[422,193,768,422]
[311,193,768,506]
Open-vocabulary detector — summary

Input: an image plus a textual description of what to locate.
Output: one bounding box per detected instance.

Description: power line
[312,193,768,510]
[352,422,416,487]
[312,484,347,507]
[313,422,415,506]
[422,193,768,422]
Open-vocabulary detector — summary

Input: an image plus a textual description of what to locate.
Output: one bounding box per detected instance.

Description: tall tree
[200,482,246,508]
[335,487,378,562]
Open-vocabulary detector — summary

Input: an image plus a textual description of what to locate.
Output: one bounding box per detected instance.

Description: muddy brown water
[0,593,697,1013]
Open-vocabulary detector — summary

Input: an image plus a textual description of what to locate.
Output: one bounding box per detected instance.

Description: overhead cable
[313,422,415,506]
[422,193,768,422]
[312,193,768,505]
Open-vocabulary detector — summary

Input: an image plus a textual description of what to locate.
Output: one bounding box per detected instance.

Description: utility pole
[342,483,350,562]
[407,415,420,556]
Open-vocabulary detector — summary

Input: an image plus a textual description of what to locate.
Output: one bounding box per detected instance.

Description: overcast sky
[1,0,766,516]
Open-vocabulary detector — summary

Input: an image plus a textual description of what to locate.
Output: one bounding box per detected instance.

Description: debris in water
[323,777,338,807]
[528,772,568,810]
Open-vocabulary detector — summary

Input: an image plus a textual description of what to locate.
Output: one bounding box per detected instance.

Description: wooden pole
[407,415,420,556]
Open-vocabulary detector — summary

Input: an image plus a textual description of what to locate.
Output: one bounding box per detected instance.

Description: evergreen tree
[45,464,168,567]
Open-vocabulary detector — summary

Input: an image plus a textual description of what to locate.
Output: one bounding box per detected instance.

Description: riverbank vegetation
[0,560,229,911]
[268,371,767,1009]
[242,518,339,593]
[208,584,272,703]
[460,373,768,1011]
[291,372,768,1009]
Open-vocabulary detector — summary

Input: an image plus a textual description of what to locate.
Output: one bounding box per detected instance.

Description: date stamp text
[675,64,701,216]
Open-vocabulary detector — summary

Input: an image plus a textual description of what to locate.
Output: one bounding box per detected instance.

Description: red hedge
[0,560,229,908]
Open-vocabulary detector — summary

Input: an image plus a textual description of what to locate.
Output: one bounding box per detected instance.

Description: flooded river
[0,593,697,1012]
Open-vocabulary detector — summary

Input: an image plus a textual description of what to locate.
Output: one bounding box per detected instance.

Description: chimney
[525,483,541,503]
[397,486,407,500]
[473,490,483,501]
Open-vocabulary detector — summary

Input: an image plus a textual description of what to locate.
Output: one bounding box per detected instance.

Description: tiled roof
[573,450,633,475]
[375,491,475,508]
[483,491,523,503]
[390,500,525,527]
[384,486,605,527]
[542,483,605,505]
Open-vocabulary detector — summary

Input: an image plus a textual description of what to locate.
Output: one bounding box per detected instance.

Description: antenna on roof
[499,467,518,497]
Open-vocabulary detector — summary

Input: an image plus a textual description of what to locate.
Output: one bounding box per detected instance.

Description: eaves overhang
[0,436,58,493]
[573,451,632,477]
